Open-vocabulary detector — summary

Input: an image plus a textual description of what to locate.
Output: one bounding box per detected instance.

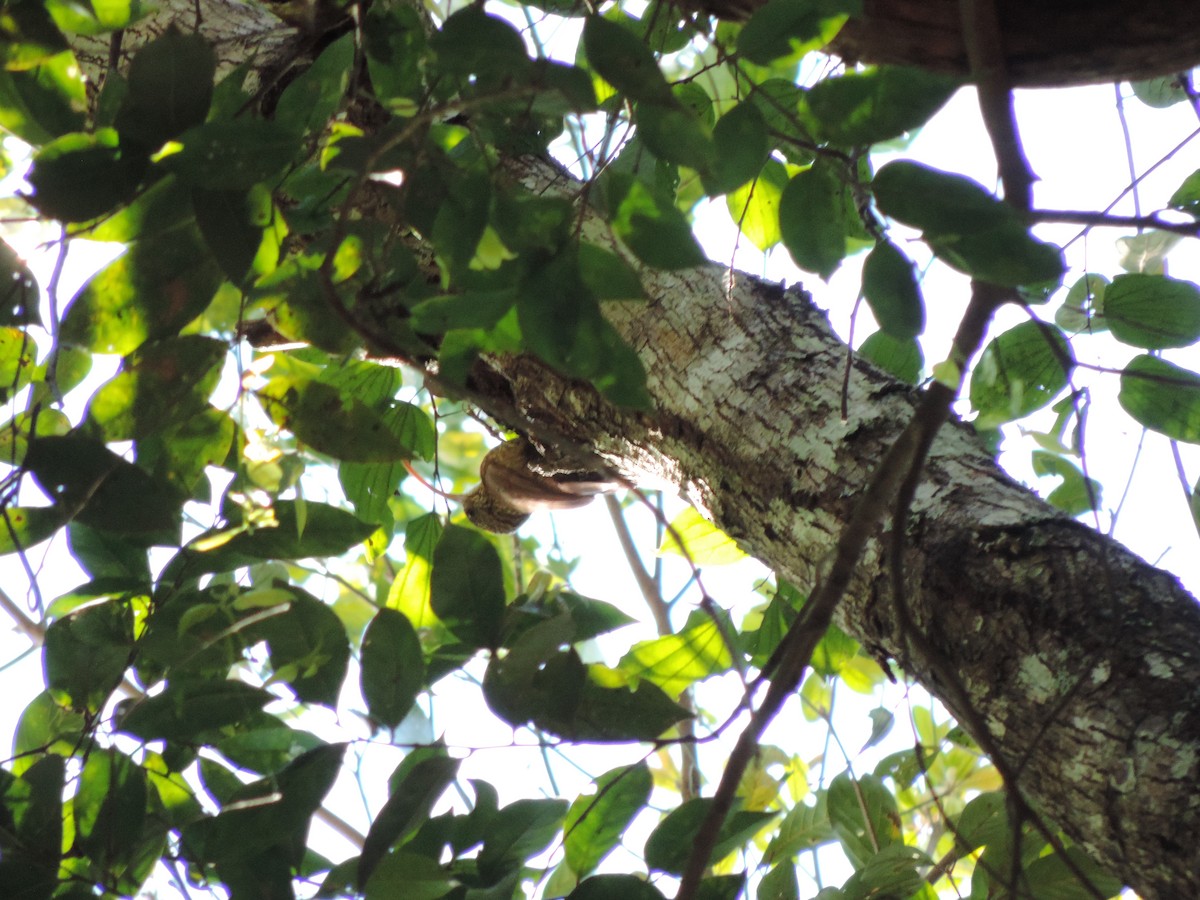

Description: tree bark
[75,4,1200,898]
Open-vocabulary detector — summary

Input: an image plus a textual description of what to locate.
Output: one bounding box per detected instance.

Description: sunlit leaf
[738,0,857,66]
[565,764,652,877]
[728,160,787,250]
[658,506,748,565]
[618,619,733,696]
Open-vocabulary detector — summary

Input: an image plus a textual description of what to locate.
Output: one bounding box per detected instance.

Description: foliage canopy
[0,0,1195,898]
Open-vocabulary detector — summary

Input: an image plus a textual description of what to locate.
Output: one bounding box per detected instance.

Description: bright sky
[0,9,1197,899]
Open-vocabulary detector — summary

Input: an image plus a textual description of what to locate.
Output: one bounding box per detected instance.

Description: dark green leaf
[704,100,770,195]
[583,15,674,105]
[115,27,215,152]
[430,7,528,79]
[1104,273,1200,349]
[44,598,134,713]
[193,186,281,283]
[780,163,846,280]
[0,238,40,326]
[430,523,506,648]
[0,756,64,900]
[737,0,857,66]
[603,172,706,269]
[162,120,300,189]
[478,798,568,882]
[1119,355,1200,443]
[26,130,143,222]
[564,764,652,876]
[118,679,275,741]
[645,798,776,875]
[637,101,714,173]
[954,791,1007,851]
[805,67,958,146]
[361,607,425,729]
[165,500,377,578]
[216,726,324,775]
[410,289,518,333]
[251,588,350,706]
[363,852,458,900]
[364,3,426,106]
[759,862,799,900]
[969,321,1073,427]
[873,161,1064,286]
[568,875,666,900]
[1022,847,1123,900]
[862,240,924,337]
[1054,273,1109,333]
[74,749,148,866]
[273,34,353,134]
[138,405,236,499]
[60,223,222,354]
[26,434,182,536]
[86,335,226,441]
[357,756,459,889]
[579,243,647,301]
[840,844,930,898]
[827,773,900,868]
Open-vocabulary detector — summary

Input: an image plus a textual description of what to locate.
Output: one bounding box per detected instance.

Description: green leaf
[704,100,770,195]
[273,34,353,134]
[60,223,222,354]
[564,764,652,877]
[618,619,733,696]
[737,0,856,66]
[826,773,900,869]
[410,289,517,333]
[840,844,930,898]
[659,505,748,565]
[216,727,324,776]
[873,161,1064,287]
[727,159,787,251]
[364,3,426,107]
[805,67,958,146]
[44,598,133,714]
[430,523,506,649]
[193,186,283,283]
[1022,847,1123,900]
[759,863,799,900]
[583,15,674,105]
[1118,355,1200,443]
[138,405,236,499]
[954,791,1007,851]
[363,852,458,900]
[431,7,528,80]
[1131,75,1188,109]
[357,756,459,890]
[0,506,67,555]
[969,321,1073,427]
[361,607,425,729]
[13,692,85,776]
[764,795,834,863]
[74,749,148,866]
[115,27,215,152]
[579,243,647,301]
[645,798,776,875]
[1031,451,1101,516]
[478,797,569,882]
[568,875,666,900]
[0,51,85,146]
[1103,273,1200,349]
[780,163,846,280]
[162,120,300,189]
[118,679,275,742]
[603,171,707,269]
[26,434,182,537]
[0,756,64,900]
[86,335,226,441]
[258,376,422,463]
[252,588,350,706]
[26,129,144,222]
[637,101,715,173]
[1169,169,1200,218]
[166,500,377,579]
[862,240,924,338]
[859,331,923,384]
[1116,229,1180,274]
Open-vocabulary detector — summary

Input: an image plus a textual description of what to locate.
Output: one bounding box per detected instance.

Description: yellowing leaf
[658,506,747,566]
